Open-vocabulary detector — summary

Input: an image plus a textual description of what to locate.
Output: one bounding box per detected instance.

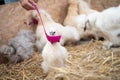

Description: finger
[23,5,34,10]
[20,0,34,10]
[28,0,38,9]
[27,2,35,10]
[29,0,38,5]
[22,3,34,10]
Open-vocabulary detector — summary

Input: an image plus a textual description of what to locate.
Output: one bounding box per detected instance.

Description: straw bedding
[0,41,120,80]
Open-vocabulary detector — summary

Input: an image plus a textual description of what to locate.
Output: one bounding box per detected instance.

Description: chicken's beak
[50,32,56,36]
[84,19,89,32]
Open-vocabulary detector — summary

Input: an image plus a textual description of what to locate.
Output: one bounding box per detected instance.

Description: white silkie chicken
[64,0,97,41]
[41,28,68,73]
[83,5,120,48]
[76,0,98,40]
[36,22,80,51]
[33,9,80,52]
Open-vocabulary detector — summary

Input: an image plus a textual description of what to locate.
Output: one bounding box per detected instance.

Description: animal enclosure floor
[0,41,120,80]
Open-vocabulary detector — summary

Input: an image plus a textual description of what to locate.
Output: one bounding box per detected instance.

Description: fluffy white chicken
[33,9,80,52]
[36,21,80,51]
[83,5,120,48]
[0,30,35,63]
[63,0,97,41]
[41,30,68,73]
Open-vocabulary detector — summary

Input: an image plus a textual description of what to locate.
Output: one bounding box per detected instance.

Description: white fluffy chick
[41,29,68,73]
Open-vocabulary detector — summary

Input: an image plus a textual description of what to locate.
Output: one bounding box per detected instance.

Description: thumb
[28,0,37,4]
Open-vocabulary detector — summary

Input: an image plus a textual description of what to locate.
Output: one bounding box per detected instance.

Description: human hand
[20,0,38,10]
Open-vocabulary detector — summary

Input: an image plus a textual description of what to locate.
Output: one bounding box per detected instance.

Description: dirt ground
[0,0,120,80]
